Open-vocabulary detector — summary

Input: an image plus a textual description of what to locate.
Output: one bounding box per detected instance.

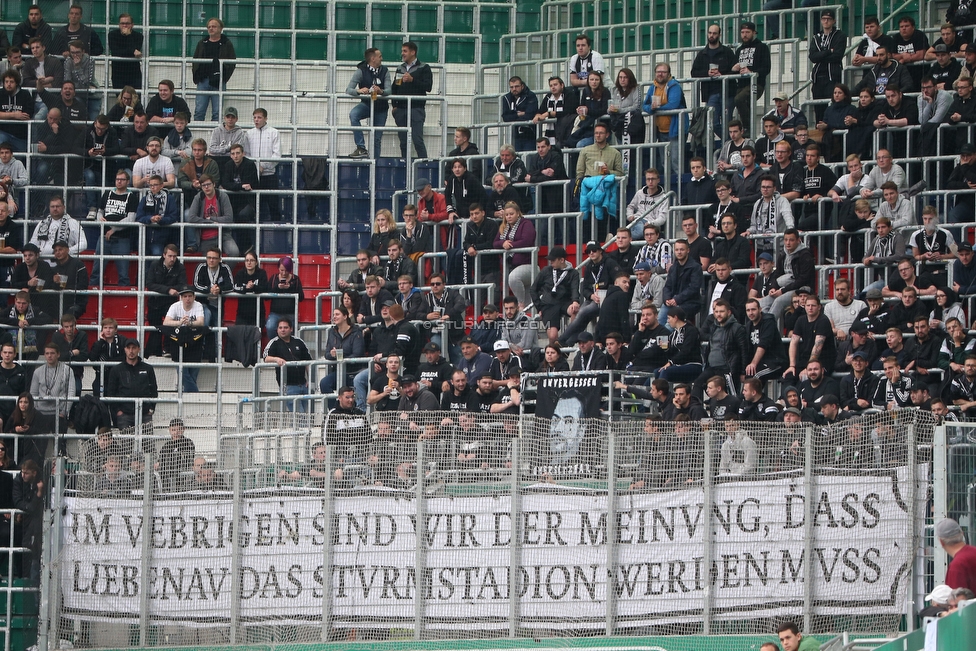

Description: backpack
[70,395,113,435]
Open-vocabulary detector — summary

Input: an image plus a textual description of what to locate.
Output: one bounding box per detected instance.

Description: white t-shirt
[132,155,175,181]
[166,300,205,323]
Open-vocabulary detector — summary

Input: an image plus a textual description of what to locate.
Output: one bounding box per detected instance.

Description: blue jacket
[136,190,179,226]
[580,174,618,221]
[642,77,689,140]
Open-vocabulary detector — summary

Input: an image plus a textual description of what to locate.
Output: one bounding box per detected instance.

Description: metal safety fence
[40,407,943,649]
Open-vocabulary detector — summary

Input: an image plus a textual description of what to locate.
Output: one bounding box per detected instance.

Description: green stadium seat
[443,8,475,34]
[296,33,329,61]
[445,36,475,64]
[260,33,293,59]
[150,1,186,27]
[297,1,328,29]
[516,10,540,33]
[224,2,256,29]
[260,1,293,29]
[408,5,439,32]
[232,33,256,59]
[335,3,367,31]
[372,3,403,32]
[337,34,368,61]
[413,35,441,63]
[109,3,143,23]
[373,35,407,61]
[148,30,184,57]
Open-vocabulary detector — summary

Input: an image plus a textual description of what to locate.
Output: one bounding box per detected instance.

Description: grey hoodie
[208,124,248,156]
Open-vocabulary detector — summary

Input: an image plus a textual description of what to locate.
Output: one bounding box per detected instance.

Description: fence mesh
[50,408,936,647]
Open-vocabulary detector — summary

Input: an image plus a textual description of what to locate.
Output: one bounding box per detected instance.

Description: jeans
[182,366,200,393]
[658,362,704,384]
[655,130,680,179]
[185,217,241,257]
[284,383,309,413]
[90,230,132,286]
[0,134,28,153]
[354,367,372,411]
[258,173,281,221]
[558,300,601,345]
[194,79,224,122]
[705,92,731,139]
[393,106,427,159]
[349,103,388,154]
[265,312,288,340]
[759,290,795,326]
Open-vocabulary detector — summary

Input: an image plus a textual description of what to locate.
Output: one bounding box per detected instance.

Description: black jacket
[629,323,670,371]
[700,314,749,376]
[531,265,581,308]
[747,313,788,368]
[691,44,737,101]
[774,246,816,294]
[705,275,749,323]
[839,371,880,411]
[146,258,185,316]
[596,285,633,343]
[105,358,158,416]
[444,171,487,219]
[810,29,847,83]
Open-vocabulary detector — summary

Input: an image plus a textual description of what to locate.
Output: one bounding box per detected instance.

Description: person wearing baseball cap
[489,339,523,389]
[396,373,439,413]
[530,246,582,343]
[935,517,976,591]
[417,341,452,401]
[840,346,878,414]
[104,335,158,431]
[809,8,846,123]
[732,21,772,136]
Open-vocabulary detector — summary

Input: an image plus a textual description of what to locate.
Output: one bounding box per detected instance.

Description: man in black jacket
[560,243,621,345]
[731,21,771,136]
[524,138,568,215]
[693,298,749,398]
[391,41,433,159]
[105,338,158,431]
[840,350,881,412]
[705,258,748,323]
[810,9,847,122]
[221,143,259,252]
[628,303,669,373]
[596,272,633,343]
[763,229,815,325]
[744,298,786,384]
[531,246,581,343]
[710,218,752,272]
[661,383,709,420]
[450,204,499,288]
[737,377,780,421]
[51,239,88,319]
[854,46,915,95]
[690,24,737,137]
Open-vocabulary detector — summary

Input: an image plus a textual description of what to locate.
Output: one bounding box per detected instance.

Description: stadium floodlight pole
[803,425,815,633]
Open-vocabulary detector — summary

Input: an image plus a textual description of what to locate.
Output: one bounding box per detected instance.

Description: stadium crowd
[0,6,974,466]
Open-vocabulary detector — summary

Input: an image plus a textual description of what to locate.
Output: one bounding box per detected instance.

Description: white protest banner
[60,467,923,629]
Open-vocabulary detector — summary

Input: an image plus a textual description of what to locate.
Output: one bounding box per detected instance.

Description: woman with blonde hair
[106,85,143,122]
[493,202,537,308]
[368,209,399,265]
